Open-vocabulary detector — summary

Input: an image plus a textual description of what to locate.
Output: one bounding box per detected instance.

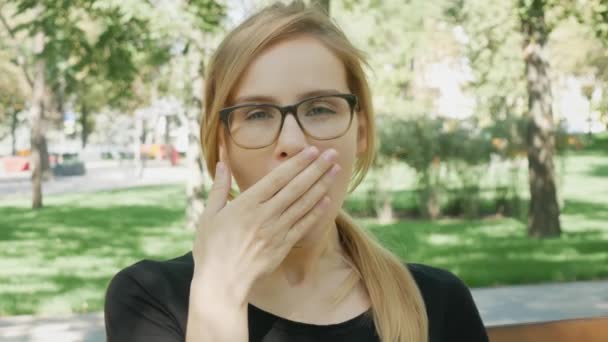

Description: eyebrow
[232,89,344,105]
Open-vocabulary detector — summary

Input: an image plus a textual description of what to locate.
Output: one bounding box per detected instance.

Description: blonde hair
[200,2,428,341]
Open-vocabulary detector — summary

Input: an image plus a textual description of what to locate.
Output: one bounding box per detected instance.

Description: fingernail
[304,146,319,159]
[322,149,337,162]
[216,161,225,175]
[329,164,341,177]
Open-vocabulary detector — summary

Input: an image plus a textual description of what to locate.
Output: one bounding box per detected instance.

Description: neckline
[249,303,373,334]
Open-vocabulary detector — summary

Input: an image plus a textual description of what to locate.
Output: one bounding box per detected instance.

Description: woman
[104,2,489,342]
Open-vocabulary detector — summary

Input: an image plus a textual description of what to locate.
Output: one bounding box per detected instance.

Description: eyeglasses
[219,94,358,149]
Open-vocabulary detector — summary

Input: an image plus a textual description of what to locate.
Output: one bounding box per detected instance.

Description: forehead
[232,35,348,104]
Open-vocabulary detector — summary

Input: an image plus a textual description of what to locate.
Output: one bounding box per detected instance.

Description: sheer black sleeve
[443,271,489,342]
[104,263,184,342]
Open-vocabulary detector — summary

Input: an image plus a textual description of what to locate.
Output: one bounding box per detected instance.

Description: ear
[356,112,368,156]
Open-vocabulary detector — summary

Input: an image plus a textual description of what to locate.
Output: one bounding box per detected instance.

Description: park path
[1,279,607,342]
[0,160,190,200]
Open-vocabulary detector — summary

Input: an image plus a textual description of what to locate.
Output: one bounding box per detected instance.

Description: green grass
[577,132,608,153]
[368,203,608,287]
[362,151,608,286]
[0,151,607,316]
[0,186,194,317]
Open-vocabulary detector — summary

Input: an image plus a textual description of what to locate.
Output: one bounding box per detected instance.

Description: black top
[104,251,489,342]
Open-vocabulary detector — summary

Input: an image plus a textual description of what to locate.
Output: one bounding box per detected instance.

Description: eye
[306,106,336,116]
[245,110,274,120]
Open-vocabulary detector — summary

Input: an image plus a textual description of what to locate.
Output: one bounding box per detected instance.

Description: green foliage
[446,0,527,125]
[187,0,226,32]
[377,115,501,218]
[4,0,225,115]
[335,0,460,118]
[0,47,28,140]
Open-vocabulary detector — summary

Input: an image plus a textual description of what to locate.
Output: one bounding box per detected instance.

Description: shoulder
[405,262,475,310]
[104,252,194,341]
[405,263,489,341]
[106,251,194,299]
[406,262,470,296]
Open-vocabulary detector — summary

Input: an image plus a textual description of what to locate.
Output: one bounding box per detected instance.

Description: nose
[275,113,309,160]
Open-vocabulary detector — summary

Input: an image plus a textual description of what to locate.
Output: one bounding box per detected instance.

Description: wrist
[191,270,252,309]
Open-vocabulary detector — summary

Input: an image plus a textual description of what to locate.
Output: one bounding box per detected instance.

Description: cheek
[226,148,268,192]
[328,134,359,204]
[338,126,360,172]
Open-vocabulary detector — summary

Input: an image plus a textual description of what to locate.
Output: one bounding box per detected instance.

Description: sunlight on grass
[37,287,100,316]
[426,233,468,246]
[0,281,60,294]
[474,222,524,238]
[1,152,607,316]
[0,185,193,316]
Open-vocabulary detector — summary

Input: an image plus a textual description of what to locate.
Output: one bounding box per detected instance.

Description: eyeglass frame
[218,93,359,149]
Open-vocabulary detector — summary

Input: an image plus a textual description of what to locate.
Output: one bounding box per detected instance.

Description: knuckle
[272,174,288,190]
[275,210,292,229]
[257,237,271,250]
[290,221,306,238]
[318,176,333,190]
[284,200,308,223]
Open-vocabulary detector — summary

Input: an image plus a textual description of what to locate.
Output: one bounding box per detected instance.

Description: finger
[219,145,228,165]
[206,161,231,215]
[282,195,330,248]
[277,163,340,229]
[265,148,338,215]
[243,146,320,202]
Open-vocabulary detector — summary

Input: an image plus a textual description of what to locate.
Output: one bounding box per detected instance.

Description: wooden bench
[487,316,608,342]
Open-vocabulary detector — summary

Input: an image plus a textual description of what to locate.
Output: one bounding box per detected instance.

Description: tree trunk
[184,108,206,231]
[134,116,146,178]
[521,1,561,238]
[376,194,395,224]
[419,170,440,219]
[30,31,46,209]
[374,166,394,224]
[183,55,206,231]
[10,109,18,156]
[80,103,89,149]
[164,115,173,166]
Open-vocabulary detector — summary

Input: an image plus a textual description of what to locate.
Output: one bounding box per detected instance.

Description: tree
[518,0,564,238]
[0,47,28,155]
[336,0,462,221]
[451,0,608,237]
[177,0,225,231]
[0,0,176,208]
[137,0,225,230]
[516,0,608,236]
[585,0,608,130]
[446,0,566,237]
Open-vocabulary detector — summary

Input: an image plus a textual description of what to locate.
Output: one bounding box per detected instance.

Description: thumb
[206,160,231,215]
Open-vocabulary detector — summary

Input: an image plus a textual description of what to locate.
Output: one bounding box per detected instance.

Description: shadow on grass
[0,185,193,316]
[562,199,608,221]
[0,205,181,238]
[588,163,608,177]
[365,198,608,288]
[0,274,111,317]
[2,183,607,315]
